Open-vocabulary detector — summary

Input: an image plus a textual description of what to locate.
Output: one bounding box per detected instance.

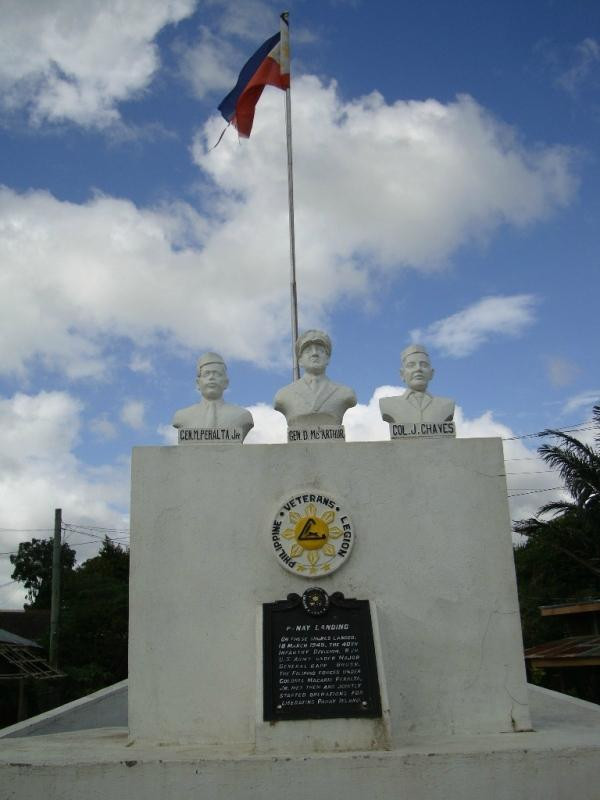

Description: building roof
[0,610,50,642]
[539,599,600,617]
[525,636,600,667]
[0,628,40,648]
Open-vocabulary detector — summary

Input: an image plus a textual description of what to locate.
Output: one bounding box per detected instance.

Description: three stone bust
[172,334,454,441]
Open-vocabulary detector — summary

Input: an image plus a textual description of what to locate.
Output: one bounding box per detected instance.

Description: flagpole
[281,12,300,381]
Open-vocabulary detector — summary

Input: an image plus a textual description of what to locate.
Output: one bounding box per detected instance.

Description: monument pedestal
[1,685,599,800]
[128,439,530,750]
[3,439,600,797]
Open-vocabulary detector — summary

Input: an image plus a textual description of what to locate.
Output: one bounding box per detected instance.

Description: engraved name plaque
[177,427,244,444]
[263,588,382,721]
[287,426,346,442]
[389,421,456,439]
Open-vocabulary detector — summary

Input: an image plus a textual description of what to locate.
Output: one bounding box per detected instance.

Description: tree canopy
[10,535,129,699]
[10,537,76,608]
[514,404,600,645]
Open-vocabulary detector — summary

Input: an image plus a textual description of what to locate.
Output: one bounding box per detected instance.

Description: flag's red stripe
[233,55,290,138]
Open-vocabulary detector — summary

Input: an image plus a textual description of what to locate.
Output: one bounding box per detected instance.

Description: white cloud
[0,0,196,127]
[0,81,576,379]
[129,353,154,374]
[245,402,287,443]
[411,294,538,357]
[120,400,146,430]
[195,81,575,274]
[545,355,581,387]
[177,26,238,100]
[0,390,129,607]
[562,390,600,416]
[557,38,600,95]
[90,413,117,440]
[157,423,178,445]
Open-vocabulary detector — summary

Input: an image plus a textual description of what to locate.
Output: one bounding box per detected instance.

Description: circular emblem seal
[302,587,330,616]
[270,491,354,577]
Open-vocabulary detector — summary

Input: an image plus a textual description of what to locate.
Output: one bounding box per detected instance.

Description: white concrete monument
[3,419,600,800]
[4,345,600,800]
[274,330,357,441]
[379,343,456,438]
[172,352,254,443]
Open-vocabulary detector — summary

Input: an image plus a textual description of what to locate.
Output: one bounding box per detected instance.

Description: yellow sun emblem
[281,503,343,571]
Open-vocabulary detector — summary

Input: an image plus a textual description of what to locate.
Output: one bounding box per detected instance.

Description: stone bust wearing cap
[274,330,357,427]
[379,344,455,425]
[172,353,254,440]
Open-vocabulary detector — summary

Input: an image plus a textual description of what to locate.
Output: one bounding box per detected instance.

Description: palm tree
[514,404,600,580]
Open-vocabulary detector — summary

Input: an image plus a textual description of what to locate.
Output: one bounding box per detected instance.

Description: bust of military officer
[379,344,455,425]
[274,330,357,428]
[172,352,254,441]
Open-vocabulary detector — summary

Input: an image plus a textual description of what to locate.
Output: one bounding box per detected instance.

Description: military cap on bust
[196,352,226,373]
[295,330,332,359]
[400,343,429,363]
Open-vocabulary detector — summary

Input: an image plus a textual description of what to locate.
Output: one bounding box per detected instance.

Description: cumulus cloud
[176,25,238,100]
[120,400,146,430]
[411,294,538,357]
[0,80,576,379]
[0,390,129,607]
[0,0,195,127]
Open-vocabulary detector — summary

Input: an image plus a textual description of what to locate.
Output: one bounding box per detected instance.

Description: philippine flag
[218,15,290,138]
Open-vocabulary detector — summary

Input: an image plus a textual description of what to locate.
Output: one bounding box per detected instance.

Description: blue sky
[0,0,599,605]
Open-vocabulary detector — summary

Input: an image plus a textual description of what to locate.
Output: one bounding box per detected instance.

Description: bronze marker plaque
[263,588,382,721]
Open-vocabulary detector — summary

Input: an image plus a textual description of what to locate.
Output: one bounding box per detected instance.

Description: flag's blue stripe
[218,33,280,122]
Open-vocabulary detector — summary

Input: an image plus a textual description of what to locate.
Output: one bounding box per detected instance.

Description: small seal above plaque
[270,491,354,577]
[263,588,382,721]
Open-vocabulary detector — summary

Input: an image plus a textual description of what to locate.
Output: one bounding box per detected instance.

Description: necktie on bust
[206,401,218,428]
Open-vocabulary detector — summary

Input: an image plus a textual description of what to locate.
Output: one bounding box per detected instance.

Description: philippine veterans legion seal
[270,492,354,577]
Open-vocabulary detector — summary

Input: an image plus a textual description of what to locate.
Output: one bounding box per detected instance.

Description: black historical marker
[263,588,382,721]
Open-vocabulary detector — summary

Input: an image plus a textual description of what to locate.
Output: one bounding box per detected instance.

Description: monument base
[1,687,598,800]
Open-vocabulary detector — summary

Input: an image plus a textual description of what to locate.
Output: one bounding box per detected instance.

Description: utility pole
[49,508,62,669]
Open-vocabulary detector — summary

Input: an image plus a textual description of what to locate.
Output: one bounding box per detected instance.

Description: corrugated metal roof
[525,635,600,661]
[0,628,41,648]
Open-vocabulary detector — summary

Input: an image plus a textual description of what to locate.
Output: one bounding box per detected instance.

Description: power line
[501,423,595,442]
[0,527,53,533]
[63,523,129,534]
[508,486,566,498]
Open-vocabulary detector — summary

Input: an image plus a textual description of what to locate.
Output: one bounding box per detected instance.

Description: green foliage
[514,404,600,646]
[10,534,129,699]
[10,537,76,608]
[59,537,129,698]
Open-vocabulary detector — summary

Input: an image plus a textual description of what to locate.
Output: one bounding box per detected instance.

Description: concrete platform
[1,685,598,800]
